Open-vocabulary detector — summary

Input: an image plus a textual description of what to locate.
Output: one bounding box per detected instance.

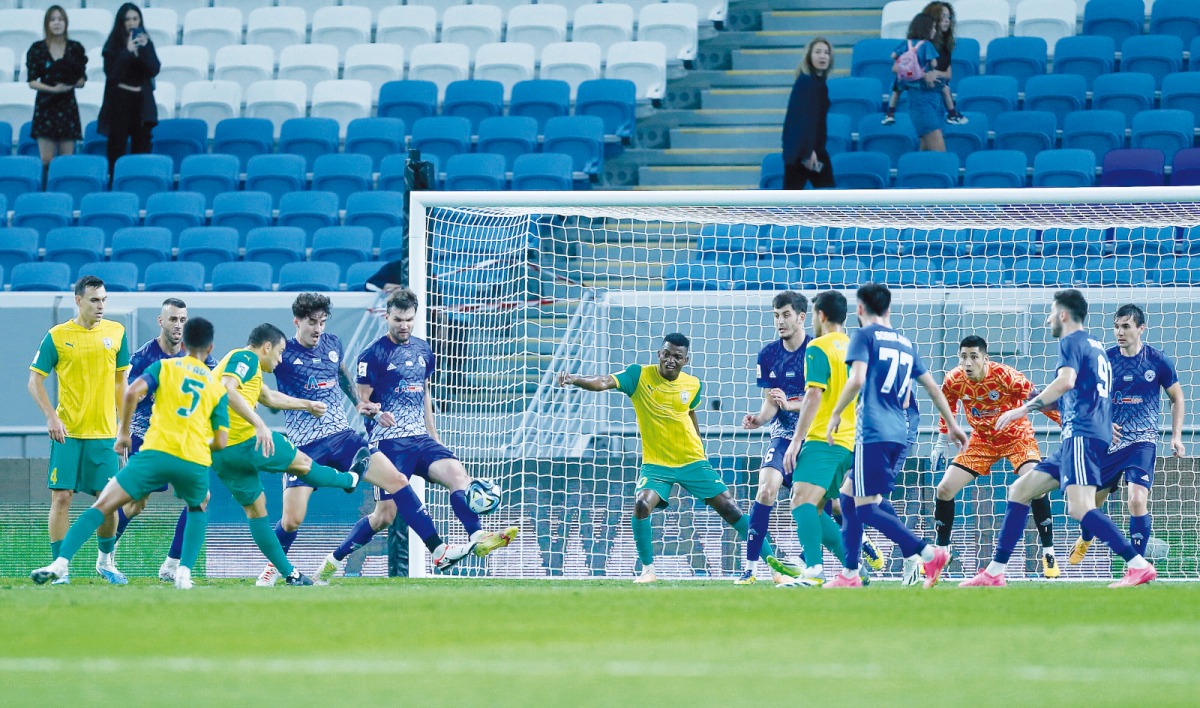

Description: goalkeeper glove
[931,434,950,472]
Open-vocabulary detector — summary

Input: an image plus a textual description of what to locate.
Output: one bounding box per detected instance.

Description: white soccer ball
[1145,537,1169,561]
[467,478,502,515]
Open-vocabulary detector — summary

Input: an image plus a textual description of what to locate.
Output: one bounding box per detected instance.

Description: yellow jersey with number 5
[140,356,229,465]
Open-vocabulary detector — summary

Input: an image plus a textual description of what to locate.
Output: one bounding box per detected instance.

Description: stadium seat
[211,261,273,291]
[73,82,104,128]
[1092,72,1156,127]
[543,115,605,178]
[246,154,308,208]
[440,4,502,51]
[311,227,373,280]
[1014,0,1076,52]
[144,191,206,244]
[948,37,981,91]
[177,227,239,282]
[663,262,731,291]
[275,191,339,247]
[831,151,891,190]
[141,8,180,48]
[442,80,505,133]
[212,191,273,244]
[311,6,372,59]
[942,112,989,165]
[245,7,306,55]
[343,192,405,244]
[45,226,105,282]
[278,44,339,94]
[1170,148,1200,185]
[1112,226,1177,256]
[179,80,242,138]
[10,261,71,291]
[1061,110,1127,162]
[895,151,959,189]
[345,118,406,172]
[378,154,414,193]
[311,80,373,138]
[278,118,339,172]
[880,1,926,40]
[838,226,900,256]
[144,0,207,15]
[12,192,73,241]
[1120,35,1185,88]
[213,44,274,94]
[975,227,1035,257]
[182,8,242,58]
[111,227,172,280]
[733,256,804,290]
[506,4,567,54]
[1152,255,1200,285]
[1080,255,1147,287]
[378,81,439,133]
[984,36,1047,90]
[245,80,308,137]
[1052,35,1115,89]
[477,117,539,172]
[824,114,852,157]
[375,6,438,50]
[575,78,638,148]
[1131,109,1194,163]
[856,114,918,169]
[346,261,384,291]
[151,118,208,173]
[963,150,1027,188]
[993,111,1057,166]
[850,38,899,89]
[0,86,35,131]
[1022,75,1085,129]
[111,154,174,209]
[1040,227,1106,256]
[942,255,1006,286]
[638,3,699,64]
[760,225,832,257]
[80,121,106,158]
[955,75,1018,124]
[955,0,1010,53]
[276,261,342,292]
[1150,0,1200,44]
[1032,149,1096,187]
[1013,256,1078,286]
[873,255,935,287]
[605,41,668,103]
[803,256,870,288]
[827,77,884,128]
[1183,225,1200,253]
[0,227,39,279]
[411,117,473,168]
[46,155,107,210]
[695,223,763,265]
[573,4,633,54]
[311,154,373,209]
[1082,0,1145,46]
[509,80,571,133]
[245,226,306,281]
[344,44,406,98]
[511,153,574,191]
[79,192,139,245]
[1100,148,1166,186]
[444,153,507,191]
[539,42,602,99]
[1161,72,1200,128]
[211,119,273,174]
[141,261,204,292]
[0,155,41,207]
[156,45,209,89]
[177,154,239,209]
[760,153,784,190]
[408,43,471,100]
[378,227,406,263]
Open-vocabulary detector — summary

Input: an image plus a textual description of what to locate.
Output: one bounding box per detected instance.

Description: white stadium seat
[637,3,698,63]
[180,80,242,136]
[539,41,601,98]
[142,8,180,48]
[278,44,340,93]
[682,0,728,25]
[0,10,43,64]
[440,5,504,52]
[74,81,104,127]
[214,44,275,93]
[408,42,470,99]
[376,6,438,51]
[311,79,372,136]
[473,0,532,16]
[82,0,132,11]
[605,40,666,101]
[69,9,114,51]
[955,0,1011,55]
[149,0,211,17]
[572,4,634,54]
[405,0,467,18]
[0,82,34,128]
[880,1,927,40]
[311,6,372,59]
[213,0,269,14]
[550,0,602,15]
[246,7,307,57]
[1014,0,1078,54]
[0,47,14,81]
[607,0,664,14]
[343,43,405,97]
[86,46,104,80]
[157,45,211,87]
[155,80,176,118]
[182,8,244,61]
[245,79,307,136]
[506,4,569,54]
[473,42,536,99]
[342,0,401,22]
[277,0,331,21]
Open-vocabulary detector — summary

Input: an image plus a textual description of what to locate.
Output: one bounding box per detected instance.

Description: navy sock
[993,501,1031,564]
[1081,509,1136,561]
[167,508,187,560]
[839,494,862,571]
[858,503,925,558]
[394,487,443,551]
[274,522,298,554]
[334,516,379,561]
[1130,514,1151,557]
[746,502,772,562]
[450,490,482,537]
[1081,527,1095,542]
[115,507,132,542]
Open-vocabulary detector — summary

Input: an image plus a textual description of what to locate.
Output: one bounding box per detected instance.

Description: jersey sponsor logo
[1118,396,1143,405]
[400,383,423,393]
[305,375,337,391]
[64,341,73,348]
[330,351,339,363]
[1145,370,1156,382]
[1123,375,1134,381]
[235,362,250,378]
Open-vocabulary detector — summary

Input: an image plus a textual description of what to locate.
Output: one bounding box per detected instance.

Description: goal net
[408,187,1200,581]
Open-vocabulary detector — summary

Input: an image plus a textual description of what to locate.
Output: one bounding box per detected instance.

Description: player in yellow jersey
[558,333,760,583]
[32,318,228,590]
[27,275,131,585]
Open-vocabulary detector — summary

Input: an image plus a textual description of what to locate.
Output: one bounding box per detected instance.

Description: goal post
[406,187,1200,580]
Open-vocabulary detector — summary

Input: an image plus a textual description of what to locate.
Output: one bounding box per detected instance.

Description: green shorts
[792,440,853,501]
[211,432,297,506]
[636,460,729,508]
[48,437,118,496]
[115,450,209,508]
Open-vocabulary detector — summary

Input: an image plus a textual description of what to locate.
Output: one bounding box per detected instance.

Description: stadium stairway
[610,0,886,189]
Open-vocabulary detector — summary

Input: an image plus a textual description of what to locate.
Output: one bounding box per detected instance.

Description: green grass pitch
[1,578,1197,706]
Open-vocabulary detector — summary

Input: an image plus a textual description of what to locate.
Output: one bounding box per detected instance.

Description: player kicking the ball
[962,290,1157,588]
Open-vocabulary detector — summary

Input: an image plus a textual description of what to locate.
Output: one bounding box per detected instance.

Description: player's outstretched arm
[918,372,968,447]
[825,361,865,445]
[26,371,65,444]
[743,390,780,430]
[996,367,1076,433]
[259,383,326,417]
[1167,382,1186,457]
[557,370,618,392]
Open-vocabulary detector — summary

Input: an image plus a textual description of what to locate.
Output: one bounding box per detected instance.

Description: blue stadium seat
[1022,75,1086,129]
[760,225,831,257]
[0,228,39,279]
[312,227,373,280]
[993,111,1057,166]
[0,122,11,155]
[378,227,406,262]
[511,153,573,191]
[45,227,105,281]
[345,117,406,171]
[81,121,105,157]
[856,114,917,169]
[47,155,108,209]
[1183,224,1200,253]
[949,37,980,91]
[244,227,306,281]
[213,118,275,171]
[874,256,935,287]
[942,256,1005,286]
[78,261,138,292]
[1170,147,1200,185]
[177,227,239,283]
[733,256,804,290]
[984,36,1047,90]
[312,154,373,208]
[10,262,72,291]
[1013,256,1078,286]
[1131,109,1194,163]
[278,261,342,291]
[151,118,208,173]
[696,223,762,265]
[1040,227,1106,256]
[178,154,241,208]
[1032,149,1096,187]
[1113,225,1177,255]
[1101,148,1166,186]
[827,77,883,127]
[825,113,852,156]
[954,76,1019,124]
[663,262,731,291]
[378,80,439,132]
[942,112,988,165]
[576,79,637,145]
[895,151,959,189]
[1081,256,1147,286]
[145,191,206,244]
[1120,35,1184,88]
[0,156,41,208]
[17,122,40,158]
[445,153,507,191]
[803,256,870,288]
[760,153,783,190]
[1061,110,1126,162]
[411,117,472,171]
[1083,0,1146,45]
[906,228,970,257]
[975,228,1036,257]
[111,227,172,280]
[1052,35,1116,89]
[831,151,890,189]
[509,80,571,133]
[834,226,898,256]
[212,191,273,244]
[246,154,307,208]
[543,116,605,178]
[343,191,404,243]
[850,38,900,89]
[1092,72,1156,126]
[12,192,73,242]
[377,154,409,192]
[1161,72,1200,127]
[478,117,539,171]
[1153,255,1200,284]
[442,80,504,133]
[143,261,206,292]
[79,191,139,246]
[279,191,339,246]
[279,118,340,172]
[964,150,1027,188]
[112,154,174,209]
[1151,0,1200,44]
[347,261,383,291]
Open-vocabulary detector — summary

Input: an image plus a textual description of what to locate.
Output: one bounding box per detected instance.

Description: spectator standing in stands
[98,3,159,181]
[882,2,966,127]
[890,13,946,152]
[26,6,87,187]
[781,38,835,190]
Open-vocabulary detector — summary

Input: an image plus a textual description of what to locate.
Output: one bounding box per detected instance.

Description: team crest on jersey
[417,356,426,367]
[103,338,112,348]
[679,390,689,403]
[330,351,339,363]
[1145,370,1156,382]
[988,390,1000,401]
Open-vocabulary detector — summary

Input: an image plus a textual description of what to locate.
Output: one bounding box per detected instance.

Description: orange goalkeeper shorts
[951,436,1043,477]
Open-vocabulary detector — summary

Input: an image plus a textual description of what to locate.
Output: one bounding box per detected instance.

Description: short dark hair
[247,323,286,348]
[386,287,419,314]
[907,12,936,41]
[1114,303,1146,327]
[663,332,690,350]
[812,290,847,324]
[74,275,104,296]
[857,282,891,317]
[292,292,332,320]
[183,317,214,350]
[959,335,988,353]
[772,291,809,315]
[1053,289,1088,323]
[162,297,187,309]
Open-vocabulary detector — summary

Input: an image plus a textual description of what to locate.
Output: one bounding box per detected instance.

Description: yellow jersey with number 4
[30,319,131,439]
[216,348,263,446]
[140,356,229,466]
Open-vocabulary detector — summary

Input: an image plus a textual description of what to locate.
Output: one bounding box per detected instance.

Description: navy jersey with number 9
[846,323,928,445]
[1056,329,1113,444]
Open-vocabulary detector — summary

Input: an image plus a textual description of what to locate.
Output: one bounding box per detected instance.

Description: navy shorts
[373,435,458,502]
[1035,436,1108,491]
[1099,441,1157,492]
[284,429,369,490]
[760,436,794,488]
[130,433,169,494]
[850,441,908,497]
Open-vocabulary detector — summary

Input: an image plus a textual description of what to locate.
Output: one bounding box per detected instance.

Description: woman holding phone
[98,3,160,180]
[26,6,88,186]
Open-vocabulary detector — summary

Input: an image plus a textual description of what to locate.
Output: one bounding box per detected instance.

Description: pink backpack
[895,40,926,82]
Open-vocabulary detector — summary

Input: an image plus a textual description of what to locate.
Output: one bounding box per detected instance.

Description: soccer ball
[467,478,502,515]
[1146,537,1170,561]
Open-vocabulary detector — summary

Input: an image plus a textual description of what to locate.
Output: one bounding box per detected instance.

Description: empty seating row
[2,258,387,292]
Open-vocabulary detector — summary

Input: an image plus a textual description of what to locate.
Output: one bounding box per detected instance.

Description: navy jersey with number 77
[846,323,928,445]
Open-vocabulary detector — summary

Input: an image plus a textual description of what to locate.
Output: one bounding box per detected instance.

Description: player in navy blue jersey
[824,284,967,588]
[315,288,518,581]
[963,290,1157,588]
[111,298,218,583]
[1070,304,1185,565]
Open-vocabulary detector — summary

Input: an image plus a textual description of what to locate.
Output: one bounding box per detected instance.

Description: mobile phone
[129,27,144,40]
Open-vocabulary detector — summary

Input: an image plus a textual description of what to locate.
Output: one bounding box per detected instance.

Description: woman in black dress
[26,6,87,183]
[98,3,160,180]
